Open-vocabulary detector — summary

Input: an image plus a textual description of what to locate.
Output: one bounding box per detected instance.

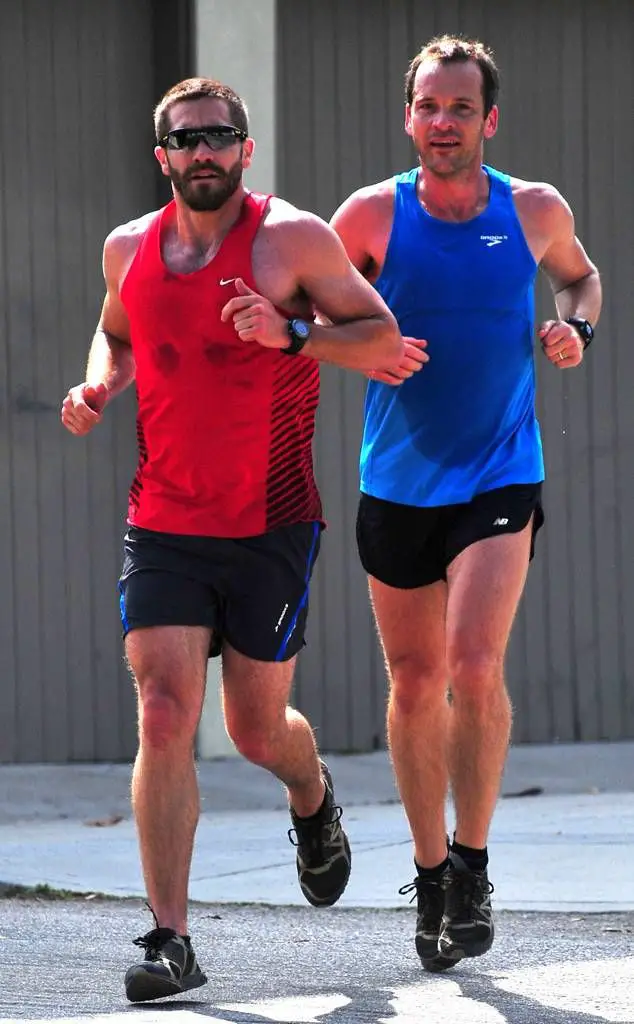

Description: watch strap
[283,319,309,356]
[565,316,594,350]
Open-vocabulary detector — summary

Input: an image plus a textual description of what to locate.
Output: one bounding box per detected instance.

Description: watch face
[570,317,593,341]
[291,319,311,341]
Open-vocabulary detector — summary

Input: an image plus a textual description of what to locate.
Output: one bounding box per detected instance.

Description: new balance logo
[493,517,509,526]
[480,234,508,247]
[219,277,236,286]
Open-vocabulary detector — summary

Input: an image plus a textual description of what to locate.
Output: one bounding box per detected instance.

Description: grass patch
[0,881,109,901]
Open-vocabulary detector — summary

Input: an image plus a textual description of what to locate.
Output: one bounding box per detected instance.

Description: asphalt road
[1,897,632,1023]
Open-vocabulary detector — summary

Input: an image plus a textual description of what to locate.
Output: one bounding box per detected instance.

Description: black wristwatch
[565,316,594,350]
[283,318,312,356]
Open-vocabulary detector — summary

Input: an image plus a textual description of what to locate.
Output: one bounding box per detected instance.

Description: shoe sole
[125,968,208,1003]
[416,935,463,973]
[421,951,464,973]
[438,932,494,960]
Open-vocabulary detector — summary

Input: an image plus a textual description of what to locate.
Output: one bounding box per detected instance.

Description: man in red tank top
[61,77,411,1002]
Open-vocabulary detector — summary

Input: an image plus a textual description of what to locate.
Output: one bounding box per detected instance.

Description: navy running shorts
[118,521,322,661]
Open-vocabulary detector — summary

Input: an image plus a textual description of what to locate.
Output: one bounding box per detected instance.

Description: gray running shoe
[125,926,207,1003]
[288,761,351,906]
[438,851,495,960]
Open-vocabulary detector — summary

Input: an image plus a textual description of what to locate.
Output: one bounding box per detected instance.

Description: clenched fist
[61,382,109,435]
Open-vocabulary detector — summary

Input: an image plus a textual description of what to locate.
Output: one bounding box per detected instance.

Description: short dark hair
[405,35,500,116]
[154,77,249,142]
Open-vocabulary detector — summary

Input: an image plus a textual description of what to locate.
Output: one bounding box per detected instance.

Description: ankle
[451,837,489,872]
[415,856,450,880]
[147,908,188,935]
[290,777,326,819]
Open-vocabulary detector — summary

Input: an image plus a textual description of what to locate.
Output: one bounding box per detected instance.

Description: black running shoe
[288,761,351,907]
[399,867,461,973]
[124,926,207,1003]
[438,851,495,960]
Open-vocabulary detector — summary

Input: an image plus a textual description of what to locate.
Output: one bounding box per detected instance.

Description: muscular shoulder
[103,210,160,284]
[326,180,396,276]
[258,196,346,267]
[262,196,334,240]
[332,179,395,230]
[510,177,574,240]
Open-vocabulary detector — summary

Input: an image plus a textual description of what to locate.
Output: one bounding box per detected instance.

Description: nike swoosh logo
[219,277,236,285]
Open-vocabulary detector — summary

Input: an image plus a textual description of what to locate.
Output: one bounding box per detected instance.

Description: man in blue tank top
[331,36,602,971]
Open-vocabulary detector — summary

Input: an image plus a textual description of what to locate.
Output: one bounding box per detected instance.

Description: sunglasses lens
[165,131,188,150]
[164,126,244,151]
[202,133,232,150]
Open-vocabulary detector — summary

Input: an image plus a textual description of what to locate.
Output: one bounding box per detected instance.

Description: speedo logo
[481,234,508,247]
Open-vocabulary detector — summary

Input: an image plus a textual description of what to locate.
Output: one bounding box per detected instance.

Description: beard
[168,156,243,211]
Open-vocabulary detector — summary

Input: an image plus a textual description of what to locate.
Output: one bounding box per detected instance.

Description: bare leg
[127,625,211,935]
[370,578,450,868]
[221,643,324,816]
[446,523,532,849]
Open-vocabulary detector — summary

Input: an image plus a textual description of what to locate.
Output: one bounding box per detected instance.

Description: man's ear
[484,105,499,141]
[155,145,170,177]
[241,137,255,170]
[404,103,414,139]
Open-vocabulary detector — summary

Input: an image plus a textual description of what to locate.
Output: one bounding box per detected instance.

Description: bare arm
[328,189,429,385]
[61,228,137,435]
[294,216,402,370]
[86,232,136,398]
[329,188,384,279]
[540,194,602,325]
[222,211,403,373]
[534,189,601,369]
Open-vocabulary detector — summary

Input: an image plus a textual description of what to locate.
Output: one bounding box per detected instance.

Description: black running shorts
[118,522,322,662]
[356,483,544,589]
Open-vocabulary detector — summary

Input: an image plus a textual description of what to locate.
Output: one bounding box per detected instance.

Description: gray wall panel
[0,0,169,762]
[0,52,18,762]
[279,0,633,748]
[28,0,70,762]
[1,0,43,762]
[584,2,620,741]
[610,8,634,740]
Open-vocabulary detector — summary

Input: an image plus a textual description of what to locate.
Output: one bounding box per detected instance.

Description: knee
[224,715,279,768]
[137,680,199,751]
[447,646,504,702]
[389,654,447,717]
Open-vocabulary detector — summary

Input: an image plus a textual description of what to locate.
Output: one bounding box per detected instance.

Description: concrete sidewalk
[1,742,633,914]
[2,740,633,823]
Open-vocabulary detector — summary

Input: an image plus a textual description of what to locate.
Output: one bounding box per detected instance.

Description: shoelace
[398,879,420,903]
[398,876,444,906]
[131,903,176,959]
[287,804,343,859]
[445,871,494,918]
[132,927,178,960]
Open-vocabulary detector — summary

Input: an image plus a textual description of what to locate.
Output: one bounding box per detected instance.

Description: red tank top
[120,193,322,537]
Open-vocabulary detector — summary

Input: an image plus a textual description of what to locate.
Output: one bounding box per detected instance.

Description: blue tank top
[361,165,544,507]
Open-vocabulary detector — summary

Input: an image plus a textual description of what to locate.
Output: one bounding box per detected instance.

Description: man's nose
[431,109,456,131]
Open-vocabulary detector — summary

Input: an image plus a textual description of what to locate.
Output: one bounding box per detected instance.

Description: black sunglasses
[160,124,248,152]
